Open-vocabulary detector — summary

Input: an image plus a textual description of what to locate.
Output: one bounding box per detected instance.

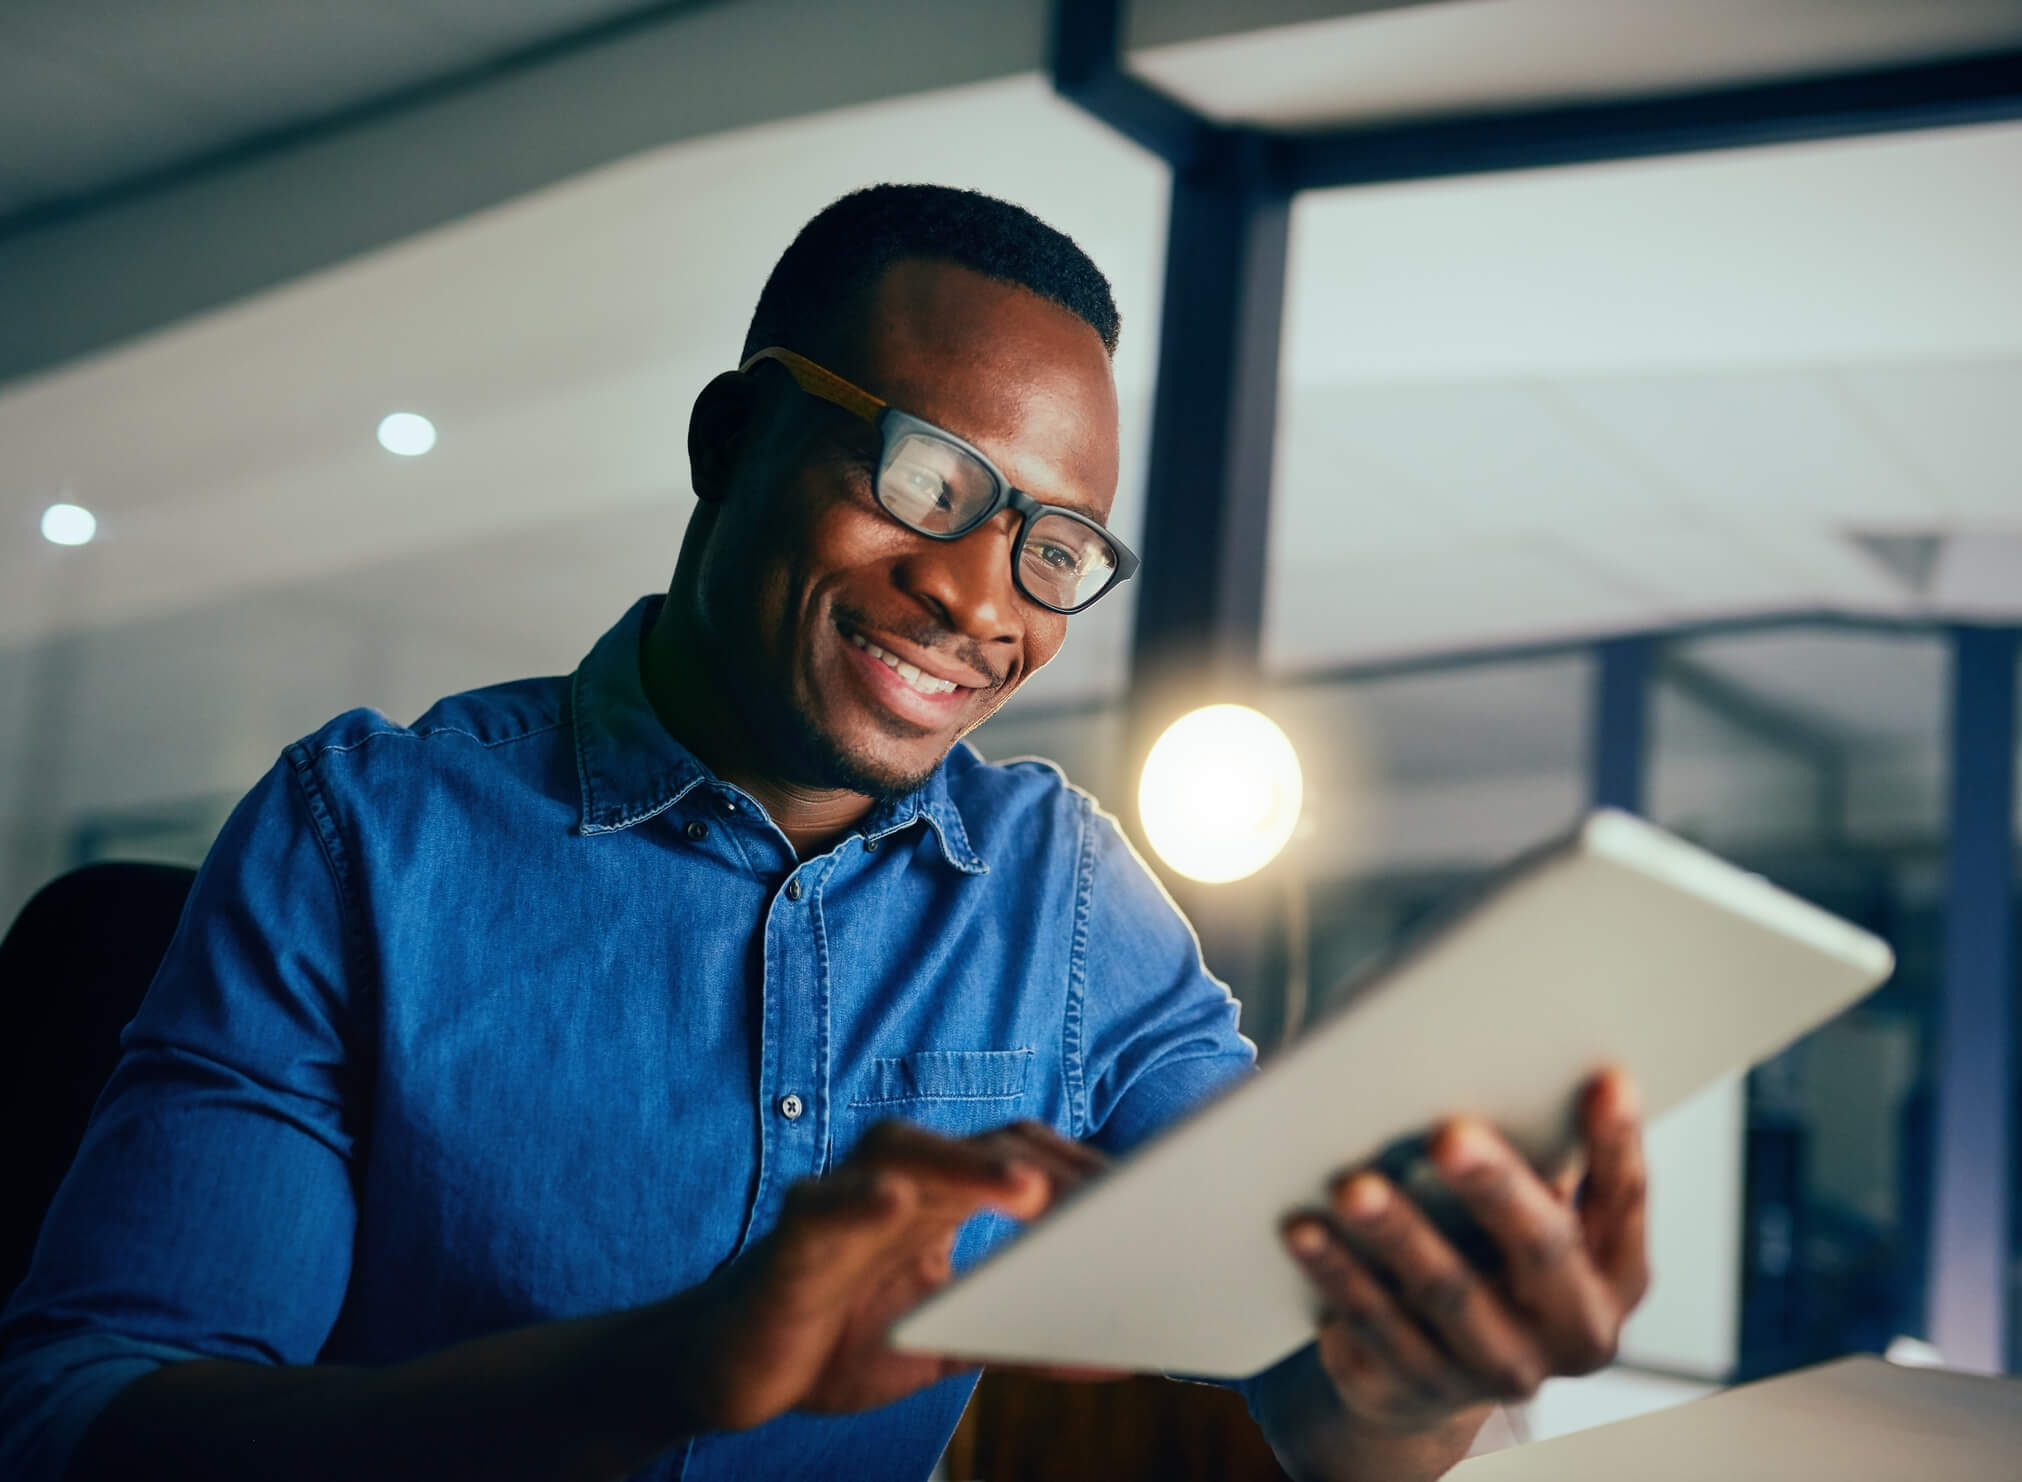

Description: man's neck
[640,595,874,860]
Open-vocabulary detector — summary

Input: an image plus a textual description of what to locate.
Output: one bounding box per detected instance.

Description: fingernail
[1607,1073,1642,1121]
[1442,1120,1493,1173]
[1344,1174,1389,1221]
[1287,1222,1328,1257]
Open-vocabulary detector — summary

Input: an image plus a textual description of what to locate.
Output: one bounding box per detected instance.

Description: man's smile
[833,618,995,729]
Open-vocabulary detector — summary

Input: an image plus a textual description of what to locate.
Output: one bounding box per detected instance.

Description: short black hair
[742,183,1121,363]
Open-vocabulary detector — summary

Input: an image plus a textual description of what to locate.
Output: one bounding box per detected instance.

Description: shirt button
[720,797,737,813]
[785,878,803,901]
[779,1093,804,1120]
[685,820,709,842]
[863,836,880,852]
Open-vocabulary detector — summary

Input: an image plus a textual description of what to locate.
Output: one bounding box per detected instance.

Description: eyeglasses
[740,346,1139,615]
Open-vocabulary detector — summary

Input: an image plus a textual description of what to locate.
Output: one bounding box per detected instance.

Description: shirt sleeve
[0,750,367,1482]
[1068,798,1257,1157]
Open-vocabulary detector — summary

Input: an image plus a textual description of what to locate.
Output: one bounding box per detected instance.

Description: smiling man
[0,186,1646,1482]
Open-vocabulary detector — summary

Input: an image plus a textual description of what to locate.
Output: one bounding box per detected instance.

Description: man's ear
[688,370,762,504]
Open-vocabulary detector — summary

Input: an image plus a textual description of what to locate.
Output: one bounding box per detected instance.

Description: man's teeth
[846,632,960,696]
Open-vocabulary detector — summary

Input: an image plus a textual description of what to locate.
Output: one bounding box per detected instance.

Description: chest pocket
[850,1048,1034,1138]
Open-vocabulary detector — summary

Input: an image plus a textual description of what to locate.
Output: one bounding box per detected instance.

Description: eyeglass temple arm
[739,347,886,425]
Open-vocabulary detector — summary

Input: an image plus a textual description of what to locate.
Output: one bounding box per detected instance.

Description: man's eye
[1032,541,1078,572]
[901,467,954,510]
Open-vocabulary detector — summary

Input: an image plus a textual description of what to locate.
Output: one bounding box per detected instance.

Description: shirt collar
[570,596,988,875]
[855,751,989,875]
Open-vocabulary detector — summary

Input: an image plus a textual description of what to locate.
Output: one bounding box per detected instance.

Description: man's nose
[895,511,1024,648]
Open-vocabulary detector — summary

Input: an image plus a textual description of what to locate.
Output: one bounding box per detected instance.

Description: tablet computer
[890,809,1894,1377]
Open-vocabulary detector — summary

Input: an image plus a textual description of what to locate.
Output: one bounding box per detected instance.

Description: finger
[1550,1151,1588,1203]
[789,1185,975,1340]
[769,1167,925,1298]
[1284,1218,1465,1412]
[1578,1071,1650,1302]
[990,1120,1110,1177]
[1322,1174,1547,1402]
[1432,1120,1622,1374]
[780,1166,992,1298]
[850,1120,1048,1218]
[976,1122,1107,1200]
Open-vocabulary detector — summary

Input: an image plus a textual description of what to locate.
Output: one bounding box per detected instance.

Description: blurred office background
[3,0,2020,1465]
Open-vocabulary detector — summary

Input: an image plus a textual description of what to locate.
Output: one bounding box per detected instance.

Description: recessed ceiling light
[41,502,97,546]
[377,412,437,457]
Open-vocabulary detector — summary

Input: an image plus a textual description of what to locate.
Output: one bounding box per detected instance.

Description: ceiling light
[41,502,97,546]
[377,412,437,457]
[1138,704,1304,884]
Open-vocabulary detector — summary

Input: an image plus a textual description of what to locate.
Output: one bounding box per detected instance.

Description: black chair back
[0,861,197,1302]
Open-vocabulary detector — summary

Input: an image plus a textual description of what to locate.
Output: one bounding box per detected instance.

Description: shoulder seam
[281,744,376,1026]
[304,717,568,762]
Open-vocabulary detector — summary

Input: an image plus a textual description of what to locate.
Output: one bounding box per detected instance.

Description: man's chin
[787,712,947,804]
[811,746,941,805]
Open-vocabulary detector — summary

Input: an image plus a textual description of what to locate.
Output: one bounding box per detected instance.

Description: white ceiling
[1265,118,2022,674]
[2,51,2019,713]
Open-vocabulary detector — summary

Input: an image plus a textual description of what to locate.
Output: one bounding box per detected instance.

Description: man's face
[697,259,1121,799]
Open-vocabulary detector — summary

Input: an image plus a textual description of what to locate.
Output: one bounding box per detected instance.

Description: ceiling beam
[1287,47,2022,189]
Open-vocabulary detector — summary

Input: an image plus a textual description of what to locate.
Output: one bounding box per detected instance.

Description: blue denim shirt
[0,596,1257,1482]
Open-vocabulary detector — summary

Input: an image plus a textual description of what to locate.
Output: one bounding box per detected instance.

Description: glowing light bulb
[41,502,97,546]
[1138,704,1303,884]
[377,412,437,456]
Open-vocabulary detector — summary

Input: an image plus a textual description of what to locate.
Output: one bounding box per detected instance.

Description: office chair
[0,861,196,1303]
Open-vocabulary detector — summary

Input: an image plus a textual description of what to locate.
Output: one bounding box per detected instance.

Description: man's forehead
[850,260,1121,517]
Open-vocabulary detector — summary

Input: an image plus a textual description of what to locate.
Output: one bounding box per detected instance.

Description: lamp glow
[1138,704,1303,884]
[377,412,437,457]
[41,502,97,546]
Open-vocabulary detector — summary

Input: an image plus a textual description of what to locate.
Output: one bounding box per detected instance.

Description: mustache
[833,603,1005,690]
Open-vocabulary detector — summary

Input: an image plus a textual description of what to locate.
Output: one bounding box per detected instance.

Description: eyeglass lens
[877,431,1119,611]
[1019,512,1118,611]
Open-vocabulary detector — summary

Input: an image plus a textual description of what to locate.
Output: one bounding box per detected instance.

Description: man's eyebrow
[1023,487,1112,525]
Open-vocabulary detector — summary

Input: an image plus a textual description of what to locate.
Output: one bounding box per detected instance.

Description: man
[0,185,1647,1481]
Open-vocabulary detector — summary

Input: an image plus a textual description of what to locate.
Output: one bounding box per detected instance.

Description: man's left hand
[1281,1069,1649,1447]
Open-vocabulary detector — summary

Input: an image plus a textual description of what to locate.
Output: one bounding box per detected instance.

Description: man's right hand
[68,1120,1105,1482]
[678,1119,1105,1432]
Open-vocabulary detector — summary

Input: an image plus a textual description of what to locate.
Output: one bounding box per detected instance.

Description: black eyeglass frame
[740,346,1140,615]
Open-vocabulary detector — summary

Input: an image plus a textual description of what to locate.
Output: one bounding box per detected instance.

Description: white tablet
[890,809,1894,1377]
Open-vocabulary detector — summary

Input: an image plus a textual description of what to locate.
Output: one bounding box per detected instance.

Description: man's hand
[681,1119,1105,1432]
[1277,1070,1648,1465]
[67,1120,1104,1482]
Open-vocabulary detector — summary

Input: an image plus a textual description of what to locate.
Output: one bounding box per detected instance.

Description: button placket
[748,859,829,1239]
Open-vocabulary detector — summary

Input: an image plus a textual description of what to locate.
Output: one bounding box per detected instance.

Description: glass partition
[1652,627,1954,1376]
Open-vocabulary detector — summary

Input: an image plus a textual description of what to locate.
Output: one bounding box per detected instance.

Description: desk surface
[1453,1357,2021,1482]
